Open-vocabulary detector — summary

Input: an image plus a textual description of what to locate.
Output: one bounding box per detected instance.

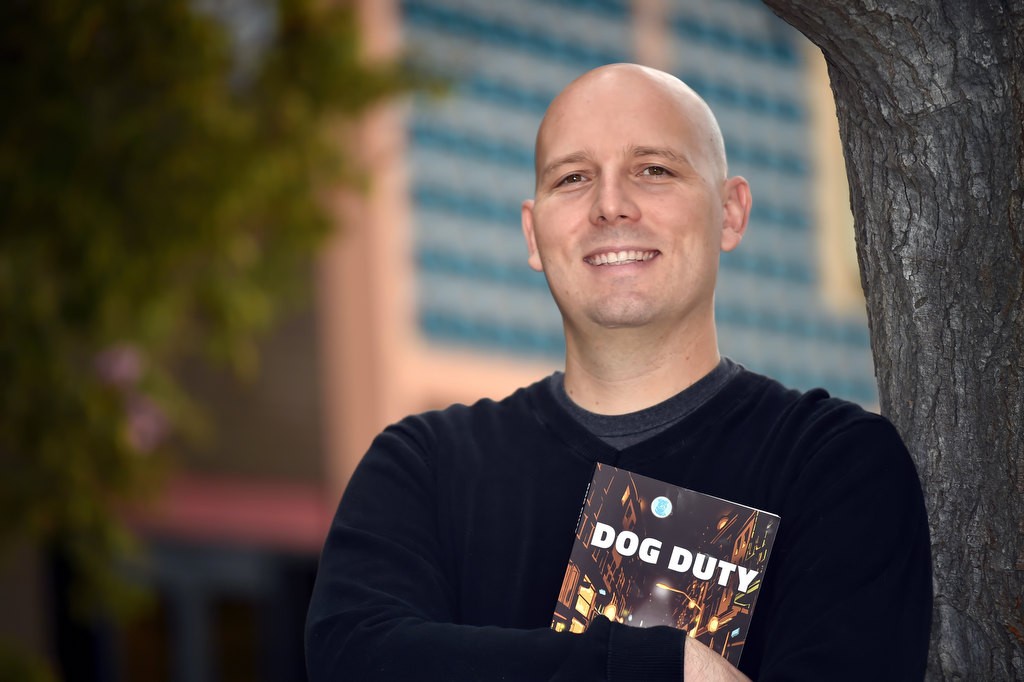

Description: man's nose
[589,175,640,225]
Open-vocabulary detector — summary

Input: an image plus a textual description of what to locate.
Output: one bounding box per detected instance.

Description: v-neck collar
[525,366,764,471]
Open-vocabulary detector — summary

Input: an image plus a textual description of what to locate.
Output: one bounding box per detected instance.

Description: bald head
[534,64,728,189]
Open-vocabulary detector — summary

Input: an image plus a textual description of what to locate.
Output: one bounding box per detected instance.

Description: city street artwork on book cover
[551,463,780,666]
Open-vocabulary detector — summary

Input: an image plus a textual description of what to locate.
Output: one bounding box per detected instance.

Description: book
[551,463,780,666]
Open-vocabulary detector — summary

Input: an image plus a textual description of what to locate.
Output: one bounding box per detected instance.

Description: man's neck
[562,322,722,415]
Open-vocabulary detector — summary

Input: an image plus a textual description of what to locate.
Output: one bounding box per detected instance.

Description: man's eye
[557,173,585,186]
[640,166,669,177]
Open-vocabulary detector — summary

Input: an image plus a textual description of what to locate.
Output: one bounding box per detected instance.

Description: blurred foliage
[0,0,412,612]
[0,639,57,682]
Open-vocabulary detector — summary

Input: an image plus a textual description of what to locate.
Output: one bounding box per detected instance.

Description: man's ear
[521,199,543,272]
[720,176,752,252]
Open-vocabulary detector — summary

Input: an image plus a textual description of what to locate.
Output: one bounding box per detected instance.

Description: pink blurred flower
[124,394,170,454]
[94,344,144,390]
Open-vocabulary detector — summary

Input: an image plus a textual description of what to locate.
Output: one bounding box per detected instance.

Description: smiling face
[522,64,750,344]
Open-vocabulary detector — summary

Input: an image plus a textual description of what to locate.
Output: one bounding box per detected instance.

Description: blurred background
[0,0,872,680]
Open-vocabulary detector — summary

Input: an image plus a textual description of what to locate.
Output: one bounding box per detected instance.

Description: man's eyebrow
[539,151,591,180]
[631,146,688,163]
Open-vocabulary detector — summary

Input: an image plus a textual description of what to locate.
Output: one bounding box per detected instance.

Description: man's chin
[585,304,657,330]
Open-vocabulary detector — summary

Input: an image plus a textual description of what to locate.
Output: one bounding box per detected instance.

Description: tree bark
[761,0,1024,678]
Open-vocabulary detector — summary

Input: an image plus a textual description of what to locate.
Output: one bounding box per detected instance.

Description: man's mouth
[583,250,659,266]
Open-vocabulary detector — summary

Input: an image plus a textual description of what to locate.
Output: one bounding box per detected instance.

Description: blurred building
[41,0,875,680]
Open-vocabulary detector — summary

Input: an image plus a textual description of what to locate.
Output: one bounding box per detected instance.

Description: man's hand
[684,638,752,682]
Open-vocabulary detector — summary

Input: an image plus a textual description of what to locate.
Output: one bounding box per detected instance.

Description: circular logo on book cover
[651,496,672,518]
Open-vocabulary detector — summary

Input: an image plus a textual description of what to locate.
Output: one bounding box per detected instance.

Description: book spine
[572,465,597,536]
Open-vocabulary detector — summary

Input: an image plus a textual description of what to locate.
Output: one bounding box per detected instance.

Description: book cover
[551,463,780,666]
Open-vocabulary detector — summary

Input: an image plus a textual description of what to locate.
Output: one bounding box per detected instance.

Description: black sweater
[306,369,932,680]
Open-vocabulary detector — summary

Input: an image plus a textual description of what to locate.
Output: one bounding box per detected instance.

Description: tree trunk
[761,0,1024,678]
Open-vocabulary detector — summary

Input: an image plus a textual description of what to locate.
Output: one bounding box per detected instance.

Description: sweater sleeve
[305,420,686,681]
[742,416,932,681]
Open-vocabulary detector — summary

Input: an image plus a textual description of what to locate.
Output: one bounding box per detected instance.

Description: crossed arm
[305,413,932,681]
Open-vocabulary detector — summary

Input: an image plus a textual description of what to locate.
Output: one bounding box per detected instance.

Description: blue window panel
[731,163,809,216]
[670,13,798,66]
[531,0,630,17]
[749,363,878,405]
[421,275,557,313]
[411,122,534,170]
[746,203,811,232]
[717,334,877,405]
[416,248,549,293]
[404,1,805,123]
[403,19,606,105]
[416,276,551,357]
[414,209,528,274]
[676,70,805,122]
[402,0,629,69]
[716,112,809,171]
[412,0,631,60]
[411,184,521,228]
[725,143,809,177]
[403,35,589,114]
[447,76,555,117]
[715,304,870,347]
[715,270,823,322]
[407,147,533,214]
[720,250,814,285]
[419,309,565,358]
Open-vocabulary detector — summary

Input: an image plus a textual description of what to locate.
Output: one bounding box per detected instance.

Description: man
[306,64,932,680]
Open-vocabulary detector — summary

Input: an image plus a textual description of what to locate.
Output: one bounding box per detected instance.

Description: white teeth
[586,250,657,266]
